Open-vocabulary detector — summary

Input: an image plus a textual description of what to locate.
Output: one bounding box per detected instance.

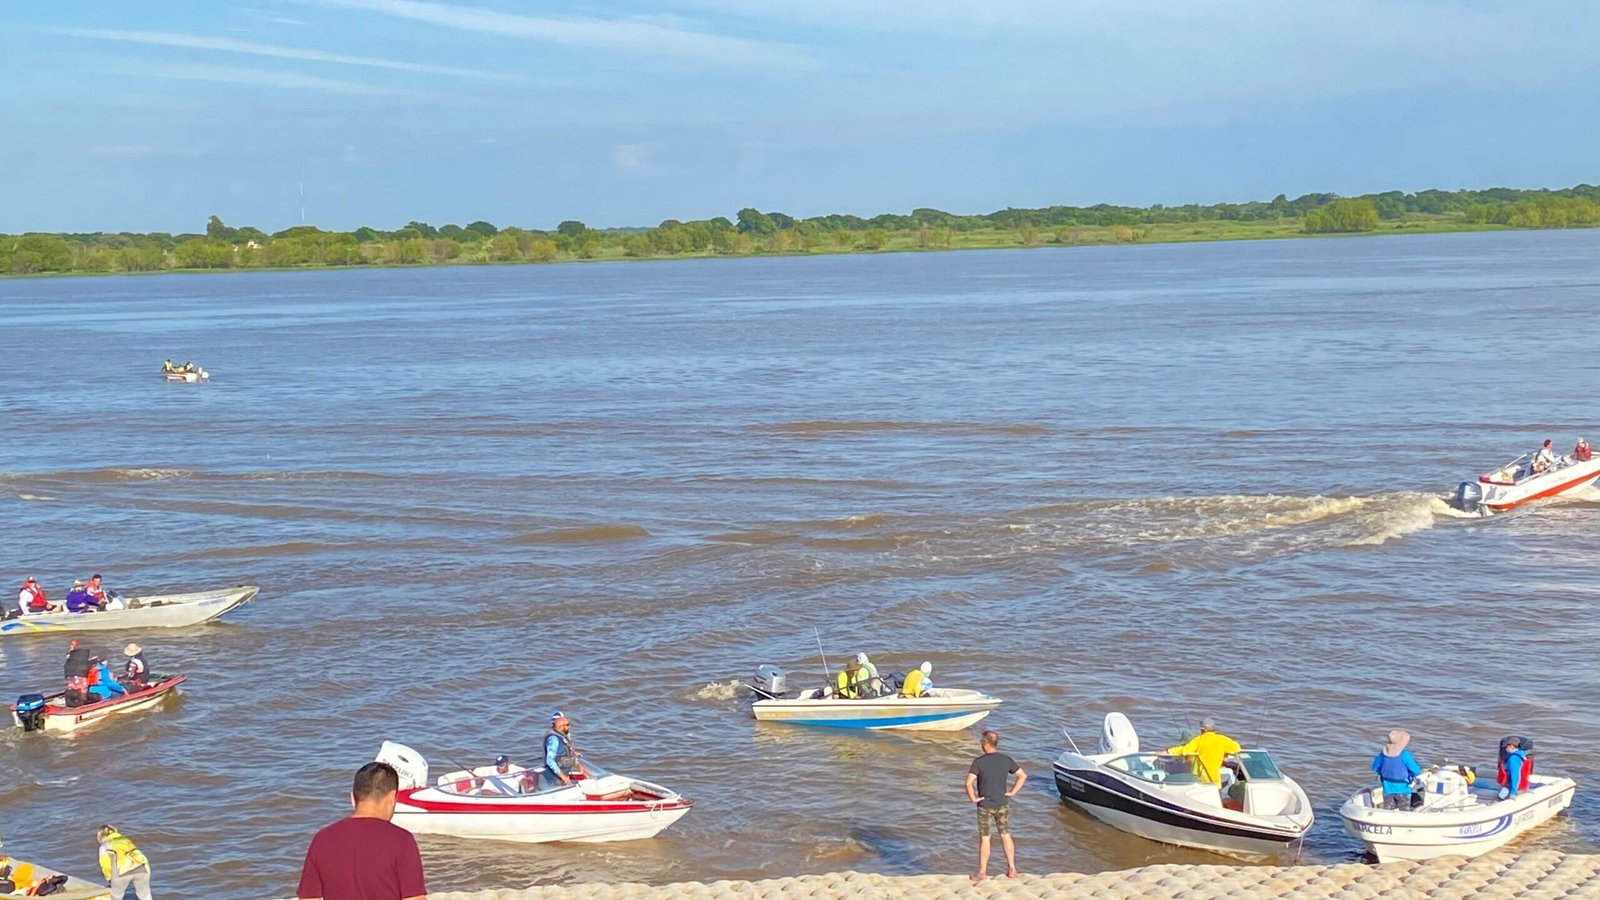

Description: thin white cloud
[45,26,519,81]
[611,142,655,172]
[305,0,816,71]
[102,59,415,95]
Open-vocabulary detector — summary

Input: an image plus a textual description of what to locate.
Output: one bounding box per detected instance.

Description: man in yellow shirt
[900,661,933,697]
[1164,718,1241,786]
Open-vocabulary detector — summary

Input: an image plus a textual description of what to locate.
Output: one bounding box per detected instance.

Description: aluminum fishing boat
[1453,451,1600,514]
[1052,713,1313,859]
[1339,761,1576,861]
[162,367,208,382]
[11,675,186,734]
[0,847,110,899]
[375,741,692,844]
[0,585,258,637]
[746,664,1000,731]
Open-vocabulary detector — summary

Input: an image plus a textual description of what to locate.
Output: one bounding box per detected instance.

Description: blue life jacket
[1374,750,1419,789]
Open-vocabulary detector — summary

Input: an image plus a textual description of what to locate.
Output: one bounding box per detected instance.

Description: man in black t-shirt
[965,729,1026,882]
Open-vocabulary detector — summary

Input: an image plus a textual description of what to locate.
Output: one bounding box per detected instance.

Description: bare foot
[1006,869,1019,879]
[969,873,988,883]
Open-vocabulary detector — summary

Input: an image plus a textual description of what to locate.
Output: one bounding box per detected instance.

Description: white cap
[919,661,932,674]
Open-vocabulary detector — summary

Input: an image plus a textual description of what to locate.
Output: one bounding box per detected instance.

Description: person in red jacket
[18,576,59,614]
[1574,438,1591,462]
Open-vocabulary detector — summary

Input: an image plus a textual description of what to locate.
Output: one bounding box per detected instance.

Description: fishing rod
[814,627,832,692]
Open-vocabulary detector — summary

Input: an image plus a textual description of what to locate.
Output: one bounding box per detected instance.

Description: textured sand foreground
[279,850,1600,898]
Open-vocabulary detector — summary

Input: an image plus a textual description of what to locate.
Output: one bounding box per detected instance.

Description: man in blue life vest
[543,710,589,789]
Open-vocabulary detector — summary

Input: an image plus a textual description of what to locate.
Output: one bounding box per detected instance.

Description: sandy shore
[276,850,1600,899]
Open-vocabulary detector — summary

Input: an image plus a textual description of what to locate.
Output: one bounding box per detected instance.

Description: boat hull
[0,586,258,637]
[394,796,692,844]
[0,855,111,899]
[751,689,1000,731]
[1338,778,1576,862]
[13,676,186,734]
[1461,457,1600,513]
[1053,762,1310,860]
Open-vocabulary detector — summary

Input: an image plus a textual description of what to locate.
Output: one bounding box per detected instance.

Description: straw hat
[124,643,142,656]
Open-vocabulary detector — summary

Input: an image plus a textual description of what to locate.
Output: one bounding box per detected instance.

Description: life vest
[835,668,863,699]
[546,730,577,773]
[900,668,926,697]
[98,832,150,880]
[20,583,47,611]
[126,654,148,683]
[86,583,105,601]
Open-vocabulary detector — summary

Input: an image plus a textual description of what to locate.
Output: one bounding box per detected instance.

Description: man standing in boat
[1164,717,1241,786]
[543,711,588,787]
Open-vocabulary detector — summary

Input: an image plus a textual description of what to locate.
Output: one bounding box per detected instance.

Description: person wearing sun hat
[542,710,588,789]
[123,643,149,689]
[1372,730,1422,809]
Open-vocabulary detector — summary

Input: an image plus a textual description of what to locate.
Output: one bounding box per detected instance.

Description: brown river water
[2,230,1599,896]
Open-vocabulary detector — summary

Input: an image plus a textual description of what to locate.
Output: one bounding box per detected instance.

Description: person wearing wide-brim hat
[1373,730,1421,809]
[123,643,150,689]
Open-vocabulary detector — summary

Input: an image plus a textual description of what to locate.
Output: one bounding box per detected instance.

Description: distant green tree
[206,215,239,242]
[466,220,498,238]
[557,220,588,237]
[438,224,471,242]
[353,227,382,243]
[859,228,888,251]
[525,238,558,262]
[406,220,439,239]
[7,233,74,273]
[489,232,520,261]
[623,234,653,257]
[1303,198,1380,233]
[736,208,777,235]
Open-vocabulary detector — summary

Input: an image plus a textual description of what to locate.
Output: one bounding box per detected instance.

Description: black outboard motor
[15,694,46,732]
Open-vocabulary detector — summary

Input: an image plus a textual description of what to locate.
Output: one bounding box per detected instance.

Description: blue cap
[494,754,510,766]
[550,709,565,721]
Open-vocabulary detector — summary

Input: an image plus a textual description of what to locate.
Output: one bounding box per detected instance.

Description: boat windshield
[1106,753,1204,785]
[1234,751,1284,781]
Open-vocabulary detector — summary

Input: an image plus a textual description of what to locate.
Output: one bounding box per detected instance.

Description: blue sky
[2,1,1597,233]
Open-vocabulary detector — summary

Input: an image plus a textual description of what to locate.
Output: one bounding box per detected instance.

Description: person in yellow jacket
[1164,718,1241,786]
[835,657,865,699]
[900,661,933,697]
[97,825,152,900]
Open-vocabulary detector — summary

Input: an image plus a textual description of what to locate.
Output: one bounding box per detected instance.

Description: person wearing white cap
[1164,717,1241,787]
[854,652,881,696]
[18,576,58,615]
[900,661,934,698]
[542,710,588,789]
[123,643,149,689]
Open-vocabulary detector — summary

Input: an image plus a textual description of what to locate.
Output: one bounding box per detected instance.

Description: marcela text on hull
[374,742,692,844]
[745,662,1001,731]
[1052,713,1314,860]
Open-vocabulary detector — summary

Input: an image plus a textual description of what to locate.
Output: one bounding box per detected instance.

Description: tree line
[5,183,1599,276]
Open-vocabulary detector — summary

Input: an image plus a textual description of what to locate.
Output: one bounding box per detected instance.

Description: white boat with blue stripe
[745,665,1000,731]
[1338,762,1576,861]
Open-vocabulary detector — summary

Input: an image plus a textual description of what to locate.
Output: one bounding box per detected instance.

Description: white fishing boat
[745,665,1000,731]
[1453,450,1600,514]
[1052,713,1314,859]
[162,367,208,382]
[375,741,692,844]
[11,675,186,734]
[0,585,258,637]
[1338,762,1576,861]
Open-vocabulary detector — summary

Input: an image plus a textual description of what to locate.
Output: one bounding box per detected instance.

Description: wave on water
[690,679,744,701]
[753,420,1047,436]
[18,493,58,502]
[508,524,651,544]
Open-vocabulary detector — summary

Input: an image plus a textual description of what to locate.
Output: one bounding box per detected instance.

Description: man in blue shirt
[1372,730,1421,810]
[543,710,589,788]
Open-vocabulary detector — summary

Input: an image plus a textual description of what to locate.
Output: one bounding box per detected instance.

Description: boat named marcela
[374,742,692,844]
[744,664,1001,731]
[0,585,259,637]
[1453,443,1600,514]
[11,675,186,734]
[1338,737,1577,862]
[1052,713,1314,859]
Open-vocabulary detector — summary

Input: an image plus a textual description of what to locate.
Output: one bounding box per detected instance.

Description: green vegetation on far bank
[6,184,1600,278]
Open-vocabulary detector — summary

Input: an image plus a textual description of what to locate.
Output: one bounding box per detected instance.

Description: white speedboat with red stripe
[11,675,186,734]
[1453,450,1600,514]
[374,741,692,844]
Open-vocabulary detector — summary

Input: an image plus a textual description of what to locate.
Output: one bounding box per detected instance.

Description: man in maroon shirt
[297,762,427,900]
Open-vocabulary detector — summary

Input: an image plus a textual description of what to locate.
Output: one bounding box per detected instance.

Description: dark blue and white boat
[1053,713,1313,859]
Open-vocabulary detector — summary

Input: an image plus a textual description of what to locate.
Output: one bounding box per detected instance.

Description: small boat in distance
[1338,747,1576,861]
[375,741,692,844]
[1453,449,1600,514]
[11,674,186,734]
[161,363,208,382]
[1052,713,1314,860]
[0,585,259,637]
[746,664,1001,731]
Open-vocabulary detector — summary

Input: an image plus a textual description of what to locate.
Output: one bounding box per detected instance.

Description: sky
[2,1,1598,234]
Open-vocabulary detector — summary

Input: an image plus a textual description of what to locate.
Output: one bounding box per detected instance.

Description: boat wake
[689,679,744,702]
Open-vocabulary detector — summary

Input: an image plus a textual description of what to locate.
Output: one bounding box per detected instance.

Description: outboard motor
[1099,712,1139,755]
[1455,481,1484,515]
[749,664,787,699]
[14,694,46,732]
